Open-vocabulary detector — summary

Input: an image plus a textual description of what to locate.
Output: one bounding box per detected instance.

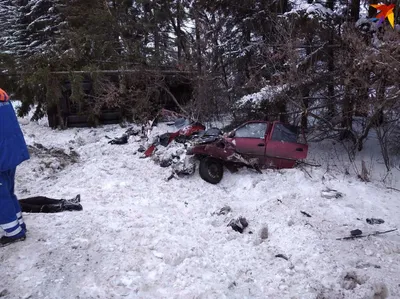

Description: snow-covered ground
[1,114,400,299]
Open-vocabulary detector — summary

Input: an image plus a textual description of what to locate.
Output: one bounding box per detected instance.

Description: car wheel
[199,157,224,184]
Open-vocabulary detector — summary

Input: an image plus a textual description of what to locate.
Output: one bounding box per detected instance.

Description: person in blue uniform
[0,88,30,246]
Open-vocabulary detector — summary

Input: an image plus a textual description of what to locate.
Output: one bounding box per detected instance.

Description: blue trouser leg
[0,169,25,238]
[7,168,26,230]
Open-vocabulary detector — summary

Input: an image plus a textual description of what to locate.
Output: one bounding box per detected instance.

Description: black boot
[61,200,83,211]
[70,194,81,204]
[0,234,26,247]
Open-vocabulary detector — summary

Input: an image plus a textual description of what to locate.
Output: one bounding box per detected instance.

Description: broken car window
[235,122,268,139]
[271,123,298,143]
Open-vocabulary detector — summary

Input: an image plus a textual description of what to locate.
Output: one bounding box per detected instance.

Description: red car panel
[188,120,308,170]
[226,121,269,165]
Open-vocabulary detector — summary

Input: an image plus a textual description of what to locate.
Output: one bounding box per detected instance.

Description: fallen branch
[155,83,189,117]
[336,228,398,240]
[387,186,400,193]
[301,211,312,218]
[296,42,328,72]
[297,161,322,167]
[275,254,289,261]
[299,165,312,178]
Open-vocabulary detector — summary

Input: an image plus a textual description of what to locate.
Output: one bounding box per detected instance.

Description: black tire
[199,157,224,184]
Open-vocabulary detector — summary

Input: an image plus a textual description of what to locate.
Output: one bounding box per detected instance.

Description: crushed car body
[186,120,308,184]
[143,109,205,157]
[114,109,309,184]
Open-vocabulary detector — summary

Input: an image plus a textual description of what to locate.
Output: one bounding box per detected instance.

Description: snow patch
[237,84,287,108]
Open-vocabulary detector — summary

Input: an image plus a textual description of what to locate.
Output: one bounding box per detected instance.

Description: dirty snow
[1,114,400,299]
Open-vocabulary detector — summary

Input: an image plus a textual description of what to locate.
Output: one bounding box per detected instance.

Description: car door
[228,121,268,165]
[265,122,308,168]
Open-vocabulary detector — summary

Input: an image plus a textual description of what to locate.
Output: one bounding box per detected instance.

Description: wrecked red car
[186,121,308,184]
[143,110,206,157]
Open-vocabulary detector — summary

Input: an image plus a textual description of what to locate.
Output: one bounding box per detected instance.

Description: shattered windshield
[235,122,268,138]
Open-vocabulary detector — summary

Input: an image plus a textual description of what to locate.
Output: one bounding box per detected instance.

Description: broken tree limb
[155,83,189,117]
[336,228,398,240]
[297,161,322,167]
[387,186,400,193]
[296,42,328,72]
[299,165,312,178]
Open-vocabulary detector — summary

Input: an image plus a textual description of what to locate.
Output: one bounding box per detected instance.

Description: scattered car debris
[336,228,397,240]
[341,271,364,290]
[351,229,363,236]
[228,281,237,290]
[125,127,141,136]
[139,115,311,184]
[260,226,269,240]
[366,218,385,225]
[228,217,248,233]
[143,118,205,157]
[108,135,128,145]
[275,254,289,261]
[137,145,146,153]
[160,145,197,181]
[301,211,312,218]
[321,188,343,199]
[160,159,173,168]
[0,289,9,297]
[107,126,143,145]
[214,206,232,216]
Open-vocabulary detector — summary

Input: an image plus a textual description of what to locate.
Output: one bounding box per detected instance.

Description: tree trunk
[374,76,386,127]
[301,93,309,129]
[301,37,312,129]
[340,84,354,139]
[153,10,160,66]
[355,73,369,117]
[194,2,202,74]
[278,100,287,123]
[144,3,150,54]
[368,0,378,18]
[326,0,335,118]
[278,0,288,13]
[176,0,182,62]
[350,0,360,21]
